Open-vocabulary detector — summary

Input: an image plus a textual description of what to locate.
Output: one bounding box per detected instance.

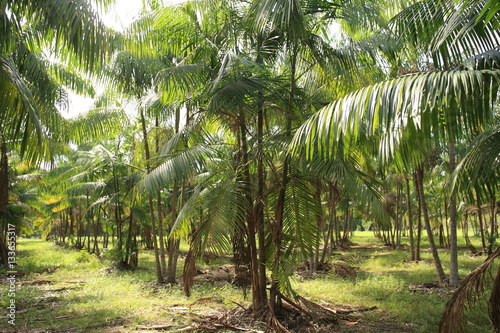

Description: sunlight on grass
[1,234,497,333]
[291,231,497,333]
[0,238,248,332]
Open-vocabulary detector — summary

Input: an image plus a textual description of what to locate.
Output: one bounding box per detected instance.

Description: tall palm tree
[0,0,114,266]
[290,0,500,285]
[132,1,394,326]
[439,125,500,333]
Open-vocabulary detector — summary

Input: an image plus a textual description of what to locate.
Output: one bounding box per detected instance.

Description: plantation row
[1,1,499,332]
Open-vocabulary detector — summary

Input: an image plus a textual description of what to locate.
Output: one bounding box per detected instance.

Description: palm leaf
[439,247,500,333]
[449,126,500,202]
[155,64,210,105]
[290,69,499,165]
[65,108,127,144]
[14,0,111,71]
[139,144,213,194]
[390,0,500,69]
[0,56,43,153]
[249,0,307,39]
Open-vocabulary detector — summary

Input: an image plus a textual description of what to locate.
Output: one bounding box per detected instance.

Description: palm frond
[156,64,210,105]
[65,108,127,144]
[14,0,111,71]
[290,69,499,165]
[390,0,500,69]
[461,46,500,70]
[139,144,213,194]
[439,247,500,333]
[449,126,500,202]
[0,56,42,152]
[249,0,307,39]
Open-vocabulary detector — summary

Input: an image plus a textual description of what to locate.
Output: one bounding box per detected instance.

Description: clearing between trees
[1,233,496,333]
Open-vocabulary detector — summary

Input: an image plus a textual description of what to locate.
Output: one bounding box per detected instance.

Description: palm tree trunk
[413,172,422,261]
[477,193,487,252]
[93,207,101,256]
[415,167,446,284]
[166,181,179,283]
[0,136,9,266]
[448,132,459,286]
[491,188,498,238]
[313,181,323,270]
[270,145,290,313]
[256,104,267,303]
[140,109,163,282]
[462,213,477,254]
[239,110,263,312]
[404,174,415,260]
[155,116,168,277]
[157,193,168,277]
[489,187,497,254]
[166,109,183,284]
[271,39,299,312]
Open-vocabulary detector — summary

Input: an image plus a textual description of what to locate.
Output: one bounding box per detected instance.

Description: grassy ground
[0,232,497,332]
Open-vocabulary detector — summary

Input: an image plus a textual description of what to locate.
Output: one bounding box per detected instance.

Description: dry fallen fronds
[439,247,500,333]
[183,249,197,297]
[489,263,500,332]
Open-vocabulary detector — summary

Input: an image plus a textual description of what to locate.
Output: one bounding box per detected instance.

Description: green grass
[0,238,246,333]
[1,232,498,332]
[293,231,496,333]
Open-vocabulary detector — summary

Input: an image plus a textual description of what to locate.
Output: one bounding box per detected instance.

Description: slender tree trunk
[462,213,477,254]
[413,172,422,261]
[155,115,168,278]
[415,168,446,284]
[69,208,74,242]
[0,136,9,266]
[166,109,182,284]
[477,194,487,252]
[322,182,338,260]
[239,110,263,312]
[270,139,290,313]
[63,212,69,243]
[140,109,163,282]
[342,199,350,243]
[157,194,167,277]
[166,181,179,283]
[93,207,101,256]
[491,189,498,237]
[255,104,267,303]
[404,174,415,260]
[313,181,323,270]
[396,184,401,248]
[448,133,459,286]
[86,193,92,253]
[271,40,299,313]
[489,187,498,254]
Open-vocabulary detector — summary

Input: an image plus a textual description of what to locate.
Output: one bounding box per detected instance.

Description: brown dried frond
[183,249,197,297]
[439,247,500,333]
[268,311,292,333]
[332,263,357,277]
[489,263,500,332]
[297,295,338,323]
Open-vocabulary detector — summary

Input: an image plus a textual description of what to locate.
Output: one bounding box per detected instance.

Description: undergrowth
[0,232,497,333]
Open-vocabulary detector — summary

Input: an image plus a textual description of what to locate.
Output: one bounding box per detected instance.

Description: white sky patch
[100,1,145,32]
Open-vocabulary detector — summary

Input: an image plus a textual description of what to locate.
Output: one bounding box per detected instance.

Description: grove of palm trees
[1,0,499,332]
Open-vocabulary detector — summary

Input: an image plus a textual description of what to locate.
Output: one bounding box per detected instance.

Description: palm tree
[133,1,393,326]
[290,0,500,285]
[0,0,114,266]
[439,125,500,333]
